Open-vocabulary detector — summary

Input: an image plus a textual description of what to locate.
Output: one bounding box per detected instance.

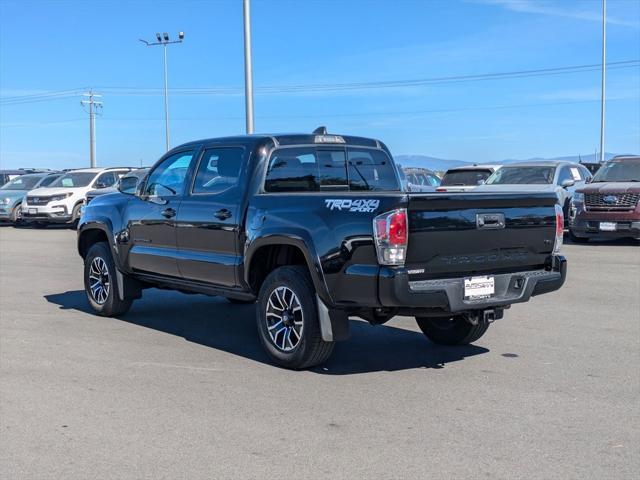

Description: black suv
[78,131,566,369]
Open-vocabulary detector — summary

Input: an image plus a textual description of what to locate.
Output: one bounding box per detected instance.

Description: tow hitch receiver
[467,309,497,326]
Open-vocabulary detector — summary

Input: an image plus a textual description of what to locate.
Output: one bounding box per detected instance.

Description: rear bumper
[378,256,567,313]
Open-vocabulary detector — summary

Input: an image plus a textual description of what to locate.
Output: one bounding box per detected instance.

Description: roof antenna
[313,126,327,135]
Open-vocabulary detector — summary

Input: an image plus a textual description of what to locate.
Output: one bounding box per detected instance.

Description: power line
[97,60,640,95]
[5,96,634,128]
[2,59,638,105]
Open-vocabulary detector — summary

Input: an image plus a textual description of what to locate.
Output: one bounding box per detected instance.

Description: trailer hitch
[466,309,497,326]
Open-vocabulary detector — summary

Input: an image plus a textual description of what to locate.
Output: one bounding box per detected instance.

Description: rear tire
[84,242,132,317]
[256,266,334,369]
[416,315,489,345]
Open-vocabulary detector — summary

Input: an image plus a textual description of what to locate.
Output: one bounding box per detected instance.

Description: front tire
[569,230,589,243]
[84,242,132,316]
[416,315,490,345]
[71,204,82,229]
[257,266,334,369]
[10,203,22,224]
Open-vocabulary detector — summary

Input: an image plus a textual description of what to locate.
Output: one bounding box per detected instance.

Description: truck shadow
[45,289,489,374]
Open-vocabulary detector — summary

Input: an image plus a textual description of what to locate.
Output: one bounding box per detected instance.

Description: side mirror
[561,179,575,188]
[477,179,485,185]
[585,177,593,184]
[118,176,139,195]
[94,181,108,189]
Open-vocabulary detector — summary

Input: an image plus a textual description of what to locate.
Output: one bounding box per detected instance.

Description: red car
[569,155,640,242]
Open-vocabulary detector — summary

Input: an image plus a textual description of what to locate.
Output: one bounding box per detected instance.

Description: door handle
[214,208,232,220]
[161,207,176,219]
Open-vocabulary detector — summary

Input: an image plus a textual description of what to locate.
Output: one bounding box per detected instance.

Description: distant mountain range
[394,152,628,172]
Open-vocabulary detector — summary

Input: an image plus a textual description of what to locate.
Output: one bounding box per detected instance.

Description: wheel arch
[245,235,333,306]
[77,221,116,261]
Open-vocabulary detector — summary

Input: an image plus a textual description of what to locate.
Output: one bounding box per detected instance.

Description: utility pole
[599,0,607,164]
[140,31,185,151]
[243,0,255,134]
[81,90,102,168]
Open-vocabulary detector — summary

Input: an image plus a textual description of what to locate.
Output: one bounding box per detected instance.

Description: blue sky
[0,0,638,169]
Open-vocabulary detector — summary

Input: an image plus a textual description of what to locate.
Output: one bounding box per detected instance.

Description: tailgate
[407,192,557,279]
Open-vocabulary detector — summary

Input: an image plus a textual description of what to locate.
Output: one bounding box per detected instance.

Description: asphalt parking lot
[1,226,638,480]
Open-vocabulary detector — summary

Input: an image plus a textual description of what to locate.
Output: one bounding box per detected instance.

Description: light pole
[140,31,184,151]
[243,0,255,134]
[599,0,606,164]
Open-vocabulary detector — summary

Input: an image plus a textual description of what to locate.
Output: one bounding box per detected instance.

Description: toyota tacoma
[78,129,567,369]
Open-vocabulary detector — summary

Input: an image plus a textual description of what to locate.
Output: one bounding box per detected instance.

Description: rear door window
[192,147,244,194]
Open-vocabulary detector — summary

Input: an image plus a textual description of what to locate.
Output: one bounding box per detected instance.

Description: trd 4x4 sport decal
[325,199,380,213]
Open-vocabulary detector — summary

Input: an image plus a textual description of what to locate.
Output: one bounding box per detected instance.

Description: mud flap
[116,269,142,301]
[316,294,350,342]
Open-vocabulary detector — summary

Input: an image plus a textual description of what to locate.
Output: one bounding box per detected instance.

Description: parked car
[0,170,24,187]
[569,155,640,242]
[579,161,603,176]
[78,130,566,369]
[437,164,501,192]
[403,167,441,192]
[22,167,132,227]
[0,169,50,187]
[480,161,592,224]
[0,172,62,223]
[85,168,150,205]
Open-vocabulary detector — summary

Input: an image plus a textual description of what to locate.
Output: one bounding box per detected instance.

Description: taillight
[373,208,408,265]
[554,204,564,254]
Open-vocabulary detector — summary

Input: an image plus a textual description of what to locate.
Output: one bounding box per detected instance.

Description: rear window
[264,147,398,192]
[486,166,554,185]
[441,169,492,186]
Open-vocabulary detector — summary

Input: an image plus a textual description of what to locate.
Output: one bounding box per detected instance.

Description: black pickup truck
[78,130,567,369]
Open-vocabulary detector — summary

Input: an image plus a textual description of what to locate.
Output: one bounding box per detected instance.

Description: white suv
[22,167,131,227]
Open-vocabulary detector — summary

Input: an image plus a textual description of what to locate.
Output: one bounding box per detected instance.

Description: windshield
[0,175,43,190]
[441,169,492,186]
[592,161,640,182]
[486,166,554,185]
[50,172,96,188]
